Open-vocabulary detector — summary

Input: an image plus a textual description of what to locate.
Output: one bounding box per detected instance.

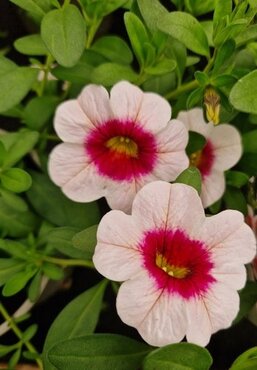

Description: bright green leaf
[10,0,45,19]
[137,0,168,33]
[28,271,42,302]
[0,259,26,287]
[92,63,138,86]
[230,70,257,114]
[159,12,209,57]
[230,347,257,370]
[1,168,32,193]
[91,36,133,65]
[42,263,64,280]
[186,131,206,155]
[175,167,202,195]
[145,59,176,76]
[0,189,28,212]
[225,171,249,188]
[0,67,38,113]
[14,34,48,55]
[23,96,59,129]
[2,266,38,296]
[41,5,86,67]
[43,280,108,370]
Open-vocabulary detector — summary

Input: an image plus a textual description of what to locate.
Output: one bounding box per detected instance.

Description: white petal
[210,124,242,171]
[197,210,256,265]
[132,181,205,236]
[117,270,187,346]
[48,143,105,202]
[136,92,172,133]
[78,84,113,126]
[212,263,247,290]
[177,108,213,138]
[186,282,239,346]
[54,100,93,143]
[153,120,189,181]
[201,170,225,208]
[93,211,143,281]
[110,81,143,122]
[105,179,139,214]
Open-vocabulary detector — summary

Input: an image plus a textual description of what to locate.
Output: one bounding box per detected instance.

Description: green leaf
[225,171,249,188]
[137,0,168,33]
[0,67,38,113]
[80,0,127,19]
[186,87,204,109]
[211,74,237,87]
[175,167,202,195]
[47,334,151,370]
[0,129,39,169]
[0,198,38,237]
[43,280,108,370]
[0,239,28,259]
[143,342,212,370]
[1,168,32,193]
[27,171,100,229]
[145,59,176,76]
[238,153,257,176]
[124,12,151,67]
[0,56,17,75]
[159,12,209,57]
[46,227,91,259]
[72,224,98,259]
[0,141,7,167]
[2,266,38,296]
[28,270,42,302]
[92,63,138,86]
[42,263,64,280]
[10,0,45,19]
[91,36,133,65]
[23,96,59,130]
[243,129,257,153]
[41,5,86,67]
[0,189,28,212]
[22,324,38,342]
[52,50,107,83]
[0,259,26,287]
[230,70,257,114]
[194,71,209,86]
[223,186,247,215]
[0,344,18,358]
[230,347,257,370]
[14,34,48,55]
[9,348,21,369]
[233,282,257,324]
[236,25,257,47]
[213,0,232,28]
[186,132,206,155]
[185,0,215,16]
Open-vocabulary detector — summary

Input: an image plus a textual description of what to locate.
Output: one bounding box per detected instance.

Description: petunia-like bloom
[177,108,242,208]
[48,81,189,213]
[93,181,256,347]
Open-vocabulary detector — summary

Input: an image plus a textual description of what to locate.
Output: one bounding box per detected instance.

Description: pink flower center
[140,228,215,299]
[85,119,157,181]
[190,140,215,178]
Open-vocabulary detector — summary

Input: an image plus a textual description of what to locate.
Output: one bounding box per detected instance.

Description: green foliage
[159,12,209,57]
[92,63,138,85]
[91,36,133,65]
[234,282,257,324]
[43,280,108,370]
[143,342,212,370]
[223,186,247,215]
[0,67,38,113]
[41,5,86,67]
[47,334,151,370]
[72,224,98,259]
[27,171,100,229]
[175,167,202,195]
[14,34,48,55]
[230,70,257,114]
[1,168,32,193]
[230,347,257,370]
[23,96,59,129]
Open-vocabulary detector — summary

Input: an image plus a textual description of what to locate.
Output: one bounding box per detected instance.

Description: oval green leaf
[143,342,212,370]
[158,12,209,57]
[48,334,151,370]
[175,167,202,195]
[1,168,32,193]
[230,70,257,114]
[14,34,48,55]
[41,5,86,67]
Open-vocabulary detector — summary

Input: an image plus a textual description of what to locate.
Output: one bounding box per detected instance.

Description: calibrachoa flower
[177,108,242,208]
[93,181,256,347]
[48,81,189,213]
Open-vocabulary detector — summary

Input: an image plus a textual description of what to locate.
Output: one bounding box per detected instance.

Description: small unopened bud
[204,87,220,125]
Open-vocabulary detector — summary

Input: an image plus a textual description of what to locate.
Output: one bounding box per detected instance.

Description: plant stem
[41,255,95,269]
[86,18,102,48]
[164,49,217,100]
[0,303,43,370]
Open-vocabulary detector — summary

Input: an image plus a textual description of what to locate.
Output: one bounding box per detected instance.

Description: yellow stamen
[190,150,202,168]
[106,136,138,158]
[204,86,220,125]
[155,252,190,279]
